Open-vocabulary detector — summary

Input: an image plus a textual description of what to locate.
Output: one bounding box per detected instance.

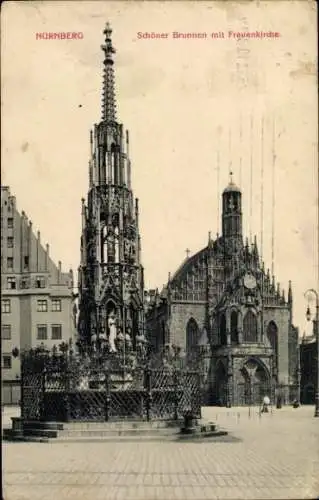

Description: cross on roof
[185,248,190,259]
[229,171,234,184]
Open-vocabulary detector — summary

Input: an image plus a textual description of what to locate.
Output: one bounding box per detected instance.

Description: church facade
[77,24,145,349]
[146,177,299,406]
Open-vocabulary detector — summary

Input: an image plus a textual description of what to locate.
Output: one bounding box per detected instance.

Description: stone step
[11,436,49,443]
[3,425,229,443]
[2,429,16,439]
[51,435,178,443]
[4,428,58,439]
[25,429,58,438]
[2,429,49,443]
[57,427,178,438]
[62,419,181,430]
[23,421,64,431]
[51,430,230,443]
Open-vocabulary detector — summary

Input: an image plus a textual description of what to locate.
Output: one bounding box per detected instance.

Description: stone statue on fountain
[108,310,117,353]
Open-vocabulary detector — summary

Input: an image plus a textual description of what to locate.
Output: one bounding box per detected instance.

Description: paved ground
[2,405,319,500]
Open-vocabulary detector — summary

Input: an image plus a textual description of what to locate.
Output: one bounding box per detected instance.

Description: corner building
[1,186,75,403]
[300,326,317,405]
[146,177,299,406]
[77,24,145,347]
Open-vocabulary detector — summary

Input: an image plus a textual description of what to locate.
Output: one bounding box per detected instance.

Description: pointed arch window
[267,321,278,368]
[243,310,257,343]
[186,318,199,355]
[110,143,120,185]
[230,311,239,344]
[219,314,227,345]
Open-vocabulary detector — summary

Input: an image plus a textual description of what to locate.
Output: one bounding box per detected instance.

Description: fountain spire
[101,22,117,123]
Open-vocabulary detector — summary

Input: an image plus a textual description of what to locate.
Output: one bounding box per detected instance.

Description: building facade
[1,186,76,403]
[77,24,145,348]
[300,323,317,404]
[146,177,299,406]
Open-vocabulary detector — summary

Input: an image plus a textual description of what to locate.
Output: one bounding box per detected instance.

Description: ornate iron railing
[19,342,201,422]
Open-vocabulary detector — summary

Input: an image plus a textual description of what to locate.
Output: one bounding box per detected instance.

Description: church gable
[170,248,207,302]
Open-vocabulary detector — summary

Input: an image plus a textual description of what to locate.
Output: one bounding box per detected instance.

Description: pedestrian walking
[261,395,270,413]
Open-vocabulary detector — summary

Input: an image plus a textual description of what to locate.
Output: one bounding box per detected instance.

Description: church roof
[169,235,226,285]
[223,172,241,194]
[223,181,241,194]
[170,246,208,283]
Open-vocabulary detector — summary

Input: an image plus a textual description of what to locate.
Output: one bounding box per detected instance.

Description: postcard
[1,2,318,500]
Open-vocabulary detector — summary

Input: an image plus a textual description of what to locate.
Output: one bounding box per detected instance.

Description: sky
[1,1,318,336]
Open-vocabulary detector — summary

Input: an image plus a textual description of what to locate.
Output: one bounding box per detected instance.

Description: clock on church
[243,273,257,290]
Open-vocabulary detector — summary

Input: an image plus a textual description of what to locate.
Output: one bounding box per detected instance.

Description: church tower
[78,23,144,347]
[222,172,243,254]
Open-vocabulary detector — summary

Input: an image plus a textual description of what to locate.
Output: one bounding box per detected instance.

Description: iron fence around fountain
[19,345,201,423]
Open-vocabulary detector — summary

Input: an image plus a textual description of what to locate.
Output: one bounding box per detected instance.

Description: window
[20,277,29,289]
[51,325,62,340]
[37,300,47,312]
[7,237,13,248]
[243,310,258,343]
[7,257,13,270]
[2,299,11,313]
[186,318,200,354]
[36,276,46,288]
[7,218,13,228]
[24,256,29,270]
[267,321,278,369]
[2,355,12,369]
[219,314,227,345]
[7,277,16,289]
[51,299,62,312]
[1,325,11,339]
[230,311,239,344]
[37,325,47,340]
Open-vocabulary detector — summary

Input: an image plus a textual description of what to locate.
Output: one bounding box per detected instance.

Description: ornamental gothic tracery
[76,23,299,407]
[145,175,299,406]
[77,24,145,351]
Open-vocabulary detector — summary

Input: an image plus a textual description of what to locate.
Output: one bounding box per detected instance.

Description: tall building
[1,186,76,403]
[77,24,145,347]
[146,175,299,406]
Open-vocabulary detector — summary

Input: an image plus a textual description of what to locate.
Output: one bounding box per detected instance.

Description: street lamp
[304,289,319,418]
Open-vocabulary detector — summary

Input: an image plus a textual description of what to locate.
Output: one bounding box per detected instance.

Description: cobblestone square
[3,405,319,500]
